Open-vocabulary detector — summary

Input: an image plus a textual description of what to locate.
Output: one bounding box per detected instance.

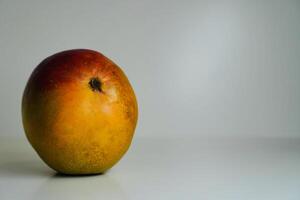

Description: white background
[1,1,300,200]
[0,0,299,138]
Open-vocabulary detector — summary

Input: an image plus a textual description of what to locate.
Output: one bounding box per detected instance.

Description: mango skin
[22,49,138,175]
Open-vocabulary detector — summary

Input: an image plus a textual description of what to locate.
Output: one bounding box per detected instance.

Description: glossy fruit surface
[22,49,138,175]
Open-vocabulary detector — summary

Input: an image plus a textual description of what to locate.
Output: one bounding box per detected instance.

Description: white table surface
[0,136,300,200]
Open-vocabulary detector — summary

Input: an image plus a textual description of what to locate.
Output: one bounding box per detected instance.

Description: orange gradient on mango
[22,49,138,175]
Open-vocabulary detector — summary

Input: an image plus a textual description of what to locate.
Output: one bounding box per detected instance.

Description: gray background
[1,1,300,200]
[0,0,299,138]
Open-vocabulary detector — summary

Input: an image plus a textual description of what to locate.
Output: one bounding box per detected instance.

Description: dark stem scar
[89,77,102,92]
